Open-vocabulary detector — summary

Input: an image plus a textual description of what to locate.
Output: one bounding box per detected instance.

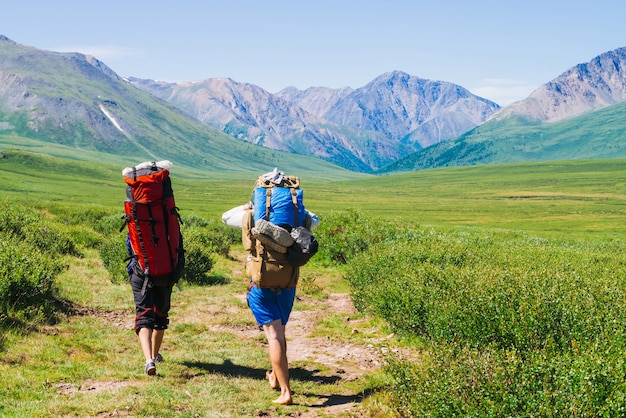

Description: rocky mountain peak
[0,35,16,44]
[495,47,626,123]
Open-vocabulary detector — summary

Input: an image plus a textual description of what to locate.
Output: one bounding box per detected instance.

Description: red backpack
[122,161,184,291]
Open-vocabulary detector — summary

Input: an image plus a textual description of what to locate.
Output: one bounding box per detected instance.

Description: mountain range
[0,35,354,177]
[381,47,626,173]
[130,72,500,171]
[1,34,626,174]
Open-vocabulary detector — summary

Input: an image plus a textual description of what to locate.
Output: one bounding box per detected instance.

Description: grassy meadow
[2,149,626,416]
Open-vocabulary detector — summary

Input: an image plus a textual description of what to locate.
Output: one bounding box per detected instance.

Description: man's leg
[138,327,156,375]
[151,284,171,362]
[152,329,165,360]
[263,319,292,405]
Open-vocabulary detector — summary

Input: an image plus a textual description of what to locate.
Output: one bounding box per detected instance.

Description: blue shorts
[247,285,296,328]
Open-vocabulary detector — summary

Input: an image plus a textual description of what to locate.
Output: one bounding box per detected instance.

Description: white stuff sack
[122,160,172,178]
[221,204,249,229]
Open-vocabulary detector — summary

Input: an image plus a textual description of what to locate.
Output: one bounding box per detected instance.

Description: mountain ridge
[380,46,626,173]
[2,35,626,175]
[130,71,501,171]
[0,35,356,177]
[494,47,626,123]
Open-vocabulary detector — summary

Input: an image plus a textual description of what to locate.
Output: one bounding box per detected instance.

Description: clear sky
[2,0,625,106]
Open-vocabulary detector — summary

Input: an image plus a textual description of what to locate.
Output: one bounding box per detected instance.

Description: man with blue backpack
[224,168,318,405]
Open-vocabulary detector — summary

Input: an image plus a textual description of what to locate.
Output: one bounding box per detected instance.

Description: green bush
[313,209,402,265]
[347,229,626,352]
[99,237,129,284]
[65,224,103,248]
[23,221,80,257]
[0,235,64,320]
[0,202,79,257]
[345,223,626,415]
[96,213,126,236]
[181,227,215,285]
[181,213,238,258]
[46,204,113,227]
[0,201,42,237]
[386,335,626,417]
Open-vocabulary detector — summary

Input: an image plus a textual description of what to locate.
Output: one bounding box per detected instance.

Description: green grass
[3,149,626,239]
[3,150,626,416]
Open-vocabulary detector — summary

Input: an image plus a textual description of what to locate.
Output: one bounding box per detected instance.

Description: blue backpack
[253,175,306,228]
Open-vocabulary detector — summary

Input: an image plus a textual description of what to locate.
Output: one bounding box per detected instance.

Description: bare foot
[272,392,293,405]
[266,370,278,390]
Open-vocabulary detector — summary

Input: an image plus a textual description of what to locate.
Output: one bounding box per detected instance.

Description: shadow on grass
[185,274,229,286]
[182,358,341,385]
[181,359,377,409]
[298,388,380,409]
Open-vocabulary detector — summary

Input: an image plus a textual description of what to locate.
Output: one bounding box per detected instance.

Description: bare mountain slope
[281,71,500,148]
[495,47,626,123]
[131,71,500,172]
[380,47,626,173]
[129,77,396,172]
[0,36,354,176]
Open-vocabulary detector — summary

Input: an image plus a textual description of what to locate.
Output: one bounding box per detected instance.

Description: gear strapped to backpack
[243,169,318,289]
[121,161,184,293]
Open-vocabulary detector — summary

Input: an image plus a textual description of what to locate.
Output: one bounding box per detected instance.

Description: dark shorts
[247,284,296,328]
[130,272,173,334]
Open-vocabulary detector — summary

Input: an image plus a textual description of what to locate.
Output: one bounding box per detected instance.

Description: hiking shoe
[145,361,156,376]
[153,353,163,363]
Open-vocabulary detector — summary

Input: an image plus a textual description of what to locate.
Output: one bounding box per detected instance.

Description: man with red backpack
[122,161,184,375]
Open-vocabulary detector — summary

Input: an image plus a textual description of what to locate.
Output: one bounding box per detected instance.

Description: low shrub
[0,201,79,257]
[99,236,129,284]
[313,209,403,265]
[95,213,126,236]
[65,224,103,248]
[181,213,239,258]
[0,234,64,321]
[23,221,80,257]
[386,334,626,417]
[180,227,215,285]
[0,201,42,236]
[344,217,626,415]
[347,228,626,352]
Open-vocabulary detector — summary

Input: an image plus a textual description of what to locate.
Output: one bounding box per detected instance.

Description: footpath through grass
[0,245,393,417]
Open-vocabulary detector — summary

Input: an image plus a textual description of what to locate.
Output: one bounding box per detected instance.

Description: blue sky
[2,0,625,106]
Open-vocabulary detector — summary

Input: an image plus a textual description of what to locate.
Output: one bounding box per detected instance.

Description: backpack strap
[130,200,152,295]
[265,188,272,221]
[161,181,176,273]
[290,187,298,227]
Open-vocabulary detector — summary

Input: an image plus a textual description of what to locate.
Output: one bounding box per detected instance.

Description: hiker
[223,168,318,405]
[122,161,184,376]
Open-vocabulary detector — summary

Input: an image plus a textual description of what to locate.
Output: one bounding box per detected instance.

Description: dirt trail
[67,290,389,417]
[284,293,387,417]
[227,291,388,417]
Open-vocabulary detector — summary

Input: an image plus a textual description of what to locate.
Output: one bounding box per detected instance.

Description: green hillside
[0,38,363,178]
[380,100,626,173]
